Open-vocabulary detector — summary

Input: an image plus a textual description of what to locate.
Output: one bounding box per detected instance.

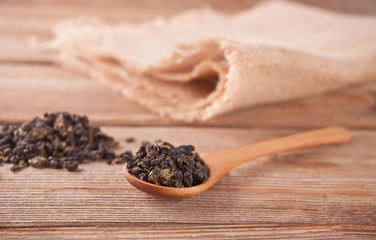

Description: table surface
[1,0,376,239]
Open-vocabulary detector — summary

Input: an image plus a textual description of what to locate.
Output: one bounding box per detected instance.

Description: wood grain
[1,64,376,127]
[0,127,375,238]
[1,225,375,239]
[1,0,376,238]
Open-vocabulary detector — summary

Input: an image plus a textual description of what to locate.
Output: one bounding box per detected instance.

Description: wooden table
[1,0,375,238]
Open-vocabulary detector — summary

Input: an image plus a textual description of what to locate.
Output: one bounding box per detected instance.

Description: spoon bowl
[124,127,351,198]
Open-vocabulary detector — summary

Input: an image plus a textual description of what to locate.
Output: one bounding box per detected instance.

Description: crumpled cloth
[50,0,376,121]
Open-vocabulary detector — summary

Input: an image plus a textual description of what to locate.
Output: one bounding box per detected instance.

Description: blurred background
[1,0,376,127]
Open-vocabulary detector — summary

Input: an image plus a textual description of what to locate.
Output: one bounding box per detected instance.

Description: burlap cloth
[50,1,376,121]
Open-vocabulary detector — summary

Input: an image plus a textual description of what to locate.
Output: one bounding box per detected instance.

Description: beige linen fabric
[50,0,376,121]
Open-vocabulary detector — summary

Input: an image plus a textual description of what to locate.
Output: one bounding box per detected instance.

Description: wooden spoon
[124,126,351,199]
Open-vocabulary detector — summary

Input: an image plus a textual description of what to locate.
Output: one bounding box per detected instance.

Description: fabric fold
[50,0,376,121]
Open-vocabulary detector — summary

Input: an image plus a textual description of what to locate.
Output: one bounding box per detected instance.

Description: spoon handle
[207,126,351,177]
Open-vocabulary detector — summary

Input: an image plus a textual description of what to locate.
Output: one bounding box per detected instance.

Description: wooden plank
[0,127,375,233]
[0,64,164,125]
[1,0,375,238]
[1,64,376,127]
[1,225,375,239]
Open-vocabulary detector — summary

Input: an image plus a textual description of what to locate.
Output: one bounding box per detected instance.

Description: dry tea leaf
[125,137,135,143]
[0,112,117,172]
[125,140,209,188]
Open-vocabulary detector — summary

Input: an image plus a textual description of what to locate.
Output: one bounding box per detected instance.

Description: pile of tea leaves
[0,112,117,171]
[125,140,210,187]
